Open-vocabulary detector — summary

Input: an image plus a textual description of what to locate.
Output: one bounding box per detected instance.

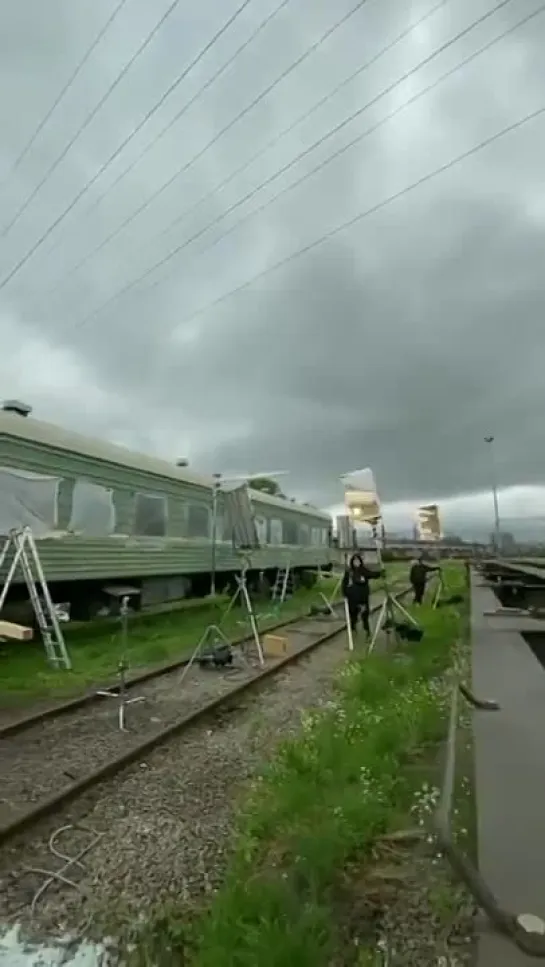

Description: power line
[140,0,544,282]
[53,0,520,328]
[2,0,268,290]
[0,0,185,242]
[39,0,294,279]
[42,0,449,298]
[83,102,545,339]
[148,0,451,248]
[0,0,131,183]
[0,0,373,294]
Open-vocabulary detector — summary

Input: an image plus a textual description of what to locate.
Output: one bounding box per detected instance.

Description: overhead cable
[0,0,373,292]
[38,0,295,277]
[54,0,522,330]
[0,0,186,240]
[42,0,450,297]
[0,0,131,183]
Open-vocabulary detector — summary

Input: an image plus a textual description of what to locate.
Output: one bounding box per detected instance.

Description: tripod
[96,595,145,731]
[179,556,264,688]
[432,569,445,609]
[369,534,421,653]
[316,552,347,616]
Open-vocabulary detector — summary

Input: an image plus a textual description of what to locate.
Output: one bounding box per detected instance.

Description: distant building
[500,532,516,553]
[490,531,516,554]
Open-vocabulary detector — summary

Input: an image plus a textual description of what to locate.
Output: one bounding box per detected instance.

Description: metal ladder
[271,559,293,605]
[0,527,71,669]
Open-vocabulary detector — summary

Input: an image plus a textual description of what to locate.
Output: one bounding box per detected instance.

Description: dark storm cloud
[1,0,545,515]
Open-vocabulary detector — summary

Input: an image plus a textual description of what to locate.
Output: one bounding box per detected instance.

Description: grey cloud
[1,0,545,521]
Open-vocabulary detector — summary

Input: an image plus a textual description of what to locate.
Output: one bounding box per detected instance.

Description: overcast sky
[0,0,544,534]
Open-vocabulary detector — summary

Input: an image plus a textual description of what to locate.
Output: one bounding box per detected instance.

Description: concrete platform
[479,612,545,634]
[472,574,545,964]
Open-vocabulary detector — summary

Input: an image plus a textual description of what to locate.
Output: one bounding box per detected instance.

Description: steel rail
[0,587,411,845]
[0,588,360,740]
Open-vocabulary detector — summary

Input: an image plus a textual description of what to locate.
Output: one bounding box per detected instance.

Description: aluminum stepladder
[0,526,71,669]
[271,557,293,607]
[258,556,293,623]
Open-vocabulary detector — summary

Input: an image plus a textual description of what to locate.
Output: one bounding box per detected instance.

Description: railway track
[0,585,408,847]
[0,596,343,740]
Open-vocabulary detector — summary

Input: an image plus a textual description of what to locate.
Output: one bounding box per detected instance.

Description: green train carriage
[0,402,333,620]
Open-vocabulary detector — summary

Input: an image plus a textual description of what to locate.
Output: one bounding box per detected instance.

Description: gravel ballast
[0,613,344,827]
[0,622,357,950]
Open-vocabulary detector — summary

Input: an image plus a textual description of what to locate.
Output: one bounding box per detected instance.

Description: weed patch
[129,564,470,966]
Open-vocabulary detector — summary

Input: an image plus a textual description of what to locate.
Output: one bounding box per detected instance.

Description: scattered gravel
[376,846,477,966]
[0,622,356,950]
[0,615,342,826]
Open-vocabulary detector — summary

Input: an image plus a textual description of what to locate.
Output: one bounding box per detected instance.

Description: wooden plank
[0,620,33,641]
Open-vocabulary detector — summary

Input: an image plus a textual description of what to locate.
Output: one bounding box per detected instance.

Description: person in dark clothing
[342,553,383,638]
[409,554,440,605]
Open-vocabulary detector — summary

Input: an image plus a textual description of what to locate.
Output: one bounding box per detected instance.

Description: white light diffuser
[416,503,442,541]
[341,467,381,524]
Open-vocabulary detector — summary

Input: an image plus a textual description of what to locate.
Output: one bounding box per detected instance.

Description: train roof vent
[2,399,32,417]
[176,458,189,467]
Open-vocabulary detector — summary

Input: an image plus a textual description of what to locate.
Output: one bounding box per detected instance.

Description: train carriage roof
[0,410,331,521]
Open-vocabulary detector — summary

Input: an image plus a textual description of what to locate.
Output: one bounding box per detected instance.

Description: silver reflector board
[221,482,260,550]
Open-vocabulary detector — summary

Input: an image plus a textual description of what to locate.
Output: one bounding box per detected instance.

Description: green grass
[126,564,468,966]
[0,586,324,703]
[0,563,408,707]
[0,576,343,705]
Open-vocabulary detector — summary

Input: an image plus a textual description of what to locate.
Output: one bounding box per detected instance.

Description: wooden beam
[0,620,33,641]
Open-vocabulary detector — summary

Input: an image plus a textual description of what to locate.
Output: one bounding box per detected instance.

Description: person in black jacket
[409,554,440,605]
[342,553,383,638]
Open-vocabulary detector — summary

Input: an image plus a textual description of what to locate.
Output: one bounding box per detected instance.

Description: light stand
[180,484,265,686]
[96,594,144,731]
[316,572,344,616]
[344,595,355,652]
[227,552,264,665]
[313,517,351,618]
[432,569,445,609]
[209,473,222,597]
[368,518,421,653]
[340,468,422,654]
[415,506,445,610]
[316,558,346,618]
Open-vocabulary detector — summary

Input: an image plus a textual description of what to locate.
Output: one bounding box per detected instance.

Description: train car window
[187,503,210,538]
[133,492,167,537]
[255,515,268,545]
[310,527,320,546]
[283,519,298,545]
[69,480,116,536]
[299,524,310,546]
[0,466,60,536]
[269,519,283,545]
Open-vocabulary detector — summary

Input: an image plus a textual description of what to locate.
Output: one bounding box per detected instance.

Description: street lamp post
[484,436,501,554]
